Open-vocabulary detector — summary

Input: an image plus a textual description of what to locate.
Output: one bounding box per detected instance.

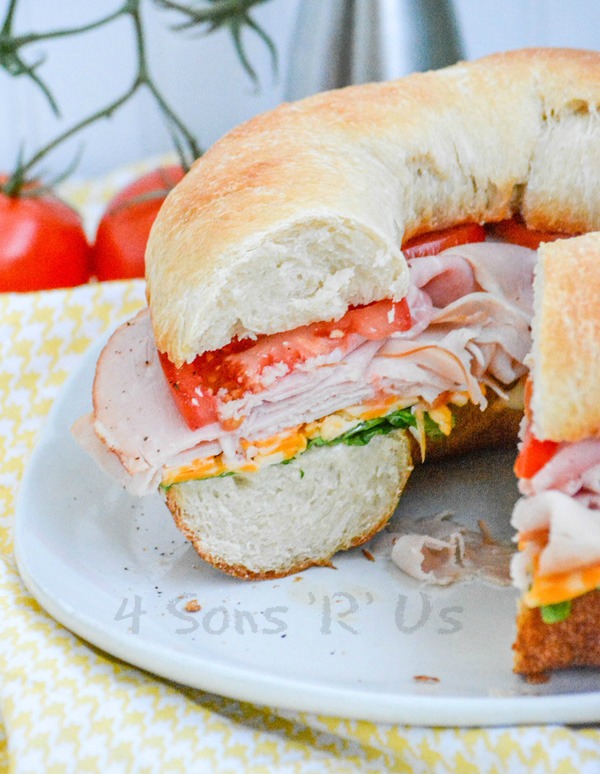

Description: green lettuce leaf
[163,406,450,486]
[306,406,448,450]
[540,600,572,624]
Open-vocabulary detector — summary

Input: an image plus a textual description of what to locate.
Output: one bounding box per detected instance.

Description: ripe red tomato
[161,298,412,430]
[514,378,559,479]
[514,428,559,479]
[91,165,185,281]
[402,223,486,259]
[488,219,570,249]
[337,298,411,340]
[0,188,91,292]
[159,352,220,430]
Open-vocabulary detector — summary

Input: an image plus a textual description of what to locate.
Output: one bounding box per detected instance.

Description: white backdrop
[1,0,599,179]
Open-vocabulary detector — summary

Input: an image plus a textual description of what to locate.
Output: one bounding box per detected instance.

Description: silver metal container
[285,0,464,101]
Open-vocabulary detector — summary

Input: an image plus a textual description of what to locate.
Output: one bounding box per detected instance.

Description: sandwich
[512,233,600,676]
[73,48,600,581]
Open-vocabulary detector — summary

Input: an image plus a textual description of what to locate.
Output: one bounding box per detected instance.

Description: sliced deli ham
[386,513,513,587]
[372,243,535,404]
[511,491,600,588]
[519,437,600,501]
[408,243,534,316]
[512,432,600,594]
[92,310,222,476]
[76,242,535,495]
[407,253,476,308]
[373,329,486,406]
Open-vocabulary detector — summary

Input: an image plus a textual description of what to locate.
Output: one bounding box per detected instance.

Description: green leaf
[159,469,235,490]
[154,0,276,86]
[305,406,445,452]
[540,600,572,624]
[424,412,451,438]
[163,406,448,486]
[386,408,415,428]
[343,425,388,446]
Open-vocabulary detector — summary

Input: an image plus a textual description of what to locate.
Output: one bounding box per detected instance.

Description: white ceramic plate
[14,338,600,727]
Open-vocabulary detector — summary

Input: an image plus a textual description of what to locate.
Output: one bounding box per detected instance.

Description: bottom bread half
[165,395,524,579]
[513,591,600,675]
[166,429,413,579]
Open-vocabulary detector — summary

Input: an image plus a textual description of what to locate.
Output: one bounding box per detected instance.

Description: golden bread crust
[513,591,600,675]
[146,48,600,365]
[531,232,600,442]
[168,493,401,581]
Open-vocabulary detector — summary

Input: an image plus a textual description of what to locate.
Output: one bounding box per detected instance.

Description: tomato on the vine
[0,187,91,292]
[91,165,185,281]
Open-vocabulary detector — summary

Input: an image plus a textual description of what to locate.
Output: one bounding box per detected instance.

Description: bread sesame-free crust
[513,591,600,675]
[168,494,401,581]
[166,430,412,580]
[143,51,600,678]
[164,396,522,580]
[146,48,600,366]
[514,233,600,676]
[531,233,600,442]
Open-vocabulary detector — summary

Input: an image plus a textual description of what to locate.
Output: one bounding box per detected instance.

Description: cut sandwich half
[512,233,600,676]
[73,48,600,580]
[74,231,536,577]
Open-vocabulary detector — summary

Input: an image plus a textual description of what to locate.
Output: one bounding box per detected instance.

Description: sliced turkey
[519,437,600,503]
[511,491,600,588]
[74,242,535,495]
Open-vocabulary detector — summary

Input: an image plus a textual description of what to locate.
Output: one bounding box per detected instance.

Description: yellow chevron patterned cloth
[0,170,599,772]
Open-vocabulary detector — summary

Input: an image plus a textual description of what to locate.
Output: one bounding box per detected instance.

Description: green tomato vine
[0,0,277,196]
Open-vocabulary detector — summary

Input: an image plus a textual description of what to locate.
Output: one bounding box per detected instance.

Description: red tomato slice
[401,223,486,259]
[514,426,559,479]
[342,297,411,339]
[161,298,411,430]
[515,380,559,478]
[488,219,571,250]
[0,186,90,292]
[92,165,184,281]
[159,352,220,429]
